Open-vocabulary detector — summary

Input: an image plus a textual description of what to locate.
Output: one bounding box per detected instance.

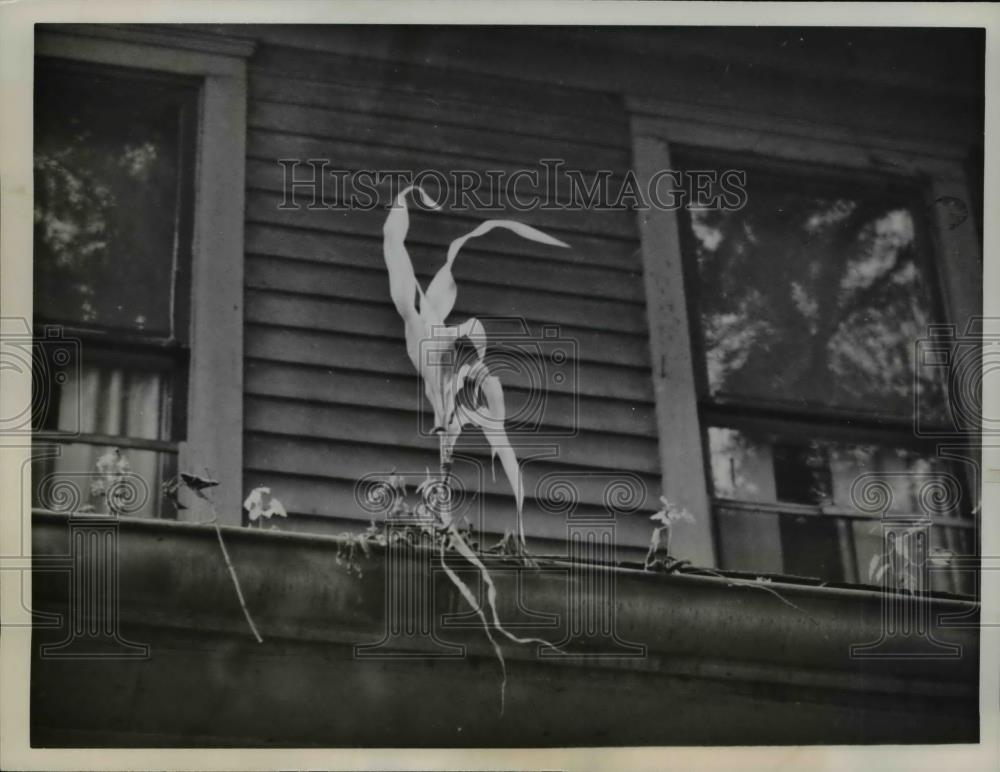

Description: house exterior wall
[29,23,984,567]
[24,24,985,750]
[238,35,661,552]
[229,26,983,563]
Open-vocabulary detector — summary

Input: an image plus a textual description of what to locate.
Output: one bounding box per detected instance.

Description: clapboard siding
[249,72,628,152]
[245,224,645,303]
[245,156,635,241]
[239,470,657,549]
[247,142,632,247]
[244,287,651,368]
[245,360,657,438]
[243,43,657,541]
[243,435,659,527]
[249,99,631,174]
[248,45,630,146]
[246,186,636,269]
[245,395,659,474]
[245,257,649,339]
[246,325,653,402]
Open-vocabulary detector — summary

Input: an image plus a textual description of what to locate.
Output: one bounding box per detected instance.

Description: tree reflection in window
[688,175,945,420]
[34,60,196,337]
[679,159,972,590]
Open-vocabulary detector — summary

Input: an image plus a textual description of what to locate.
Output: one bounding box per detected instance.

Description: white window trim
[628,96,982,568]
[35,25,254,522]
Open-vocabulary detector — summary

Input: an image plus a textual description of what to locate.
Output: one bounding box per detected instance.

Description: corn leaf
[382,184,439,323]
[453,316,488,359]
[461,376,526,546]
[424,220,570,322]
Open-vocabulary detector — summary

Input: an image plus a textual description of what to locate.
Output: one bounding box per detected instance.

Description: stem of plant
[191,481,263,645]
[439,432,452,523]
[212,521,264,644]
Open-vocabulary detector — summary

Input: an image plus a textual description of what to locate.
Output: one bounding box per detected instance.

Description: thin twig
[212,519,264,644]
[179,476,264,644]
[693,566,826,634]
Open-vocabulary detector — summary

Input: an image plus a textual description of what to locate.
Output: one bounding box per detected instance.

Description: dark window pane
[715,505,784,574]
[33,60,196,338]
[778,514,845,582]
[684,167,945,420]
[772,441,833,505]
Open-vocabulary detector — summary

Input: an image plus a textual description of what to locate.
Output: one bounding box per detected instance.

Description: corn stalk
[382,184,568,710]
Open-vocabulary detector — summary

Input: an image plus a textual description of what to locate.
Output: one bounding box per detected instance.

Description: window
[31,25,252,521]
[629,102,981,593]
[675,158,974,592]
[33,59,198,517]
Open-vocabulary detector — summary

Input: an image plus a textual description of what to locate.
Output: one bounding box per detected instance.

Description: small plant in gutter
[868,537,955,593]
[644,495,695,571]
[243,486,288,529]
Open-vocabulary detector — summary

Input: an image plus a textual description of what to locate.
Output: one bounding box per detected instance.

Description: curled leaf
[425,220,570,322]
[181,472,219,492]
[264,498,287,519]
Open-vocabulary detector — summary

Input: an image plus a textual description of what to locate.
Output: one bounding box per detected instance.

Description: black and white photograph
[0,3,997,770]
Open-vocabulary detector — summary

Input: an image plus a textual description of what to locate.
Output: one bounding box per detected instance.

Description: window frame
[628,95,982,570]
[34,24,254,522]
[33,57,199,482]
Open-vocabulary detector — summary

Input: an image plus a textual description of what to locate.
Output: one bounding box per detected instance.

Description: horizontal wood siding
[242,44,656,547]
